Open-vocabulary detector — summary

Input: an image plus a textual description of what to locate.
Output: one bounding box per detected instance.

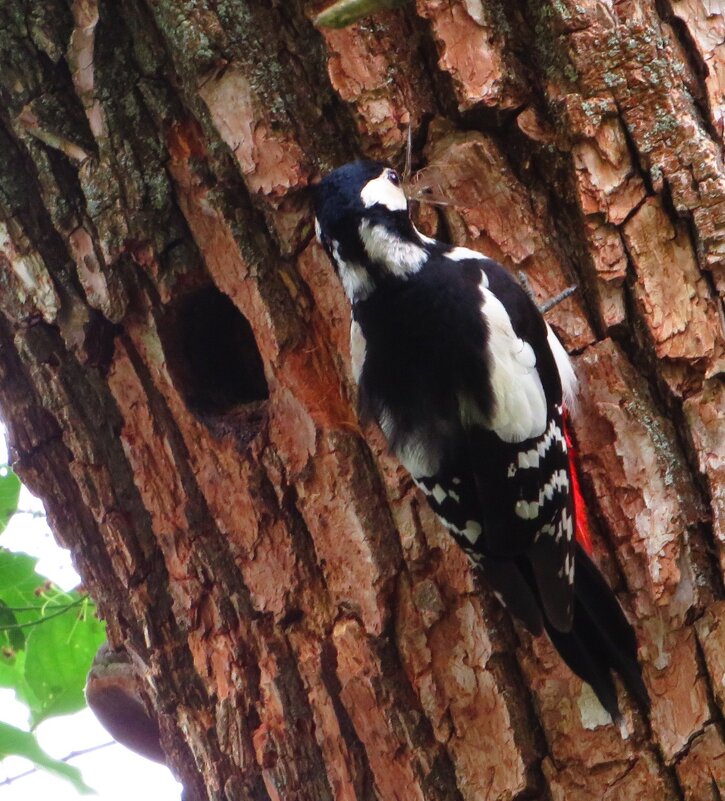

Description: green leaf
[0,549,75,629]
[0,720,94,793]
[0,601,25,651]
[0,549,40,597]
[314,0,409,28]
[0,626,41,714]
[0,549,106,723]
[0,550,43,653]
[24,599,106,726]
[0,467,21,534]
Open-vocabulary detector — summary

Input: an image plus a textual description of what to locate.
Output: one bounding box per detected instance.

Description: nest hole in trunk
[159,285,269,446]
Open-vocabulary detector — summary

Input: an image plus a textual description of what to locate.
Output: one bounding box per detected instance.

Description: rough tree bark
[0,1,724,799]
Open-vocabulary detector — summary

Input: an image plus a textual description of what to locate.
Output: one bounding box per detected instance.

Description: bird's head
[313,160,431,303]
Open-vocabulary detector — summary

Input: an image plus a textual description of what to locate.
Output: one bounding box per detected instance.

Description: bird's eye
[388,170,400,186]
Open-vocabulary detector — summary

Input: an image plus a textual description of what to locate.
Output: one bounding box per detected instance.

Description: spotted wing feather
[418,255,576,633]
[354,249,577,633]
[478,259,576,632]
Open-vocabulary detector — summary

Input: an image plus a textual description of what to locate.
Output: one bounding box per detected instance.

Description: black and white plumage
[313,160,647,721]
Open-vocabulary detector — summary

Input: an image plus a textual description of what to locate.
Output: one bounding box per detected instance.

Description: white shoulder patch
[360,172,407,211]
[446,246,487,262]
[546,323,578,410]
[477,279,548,443]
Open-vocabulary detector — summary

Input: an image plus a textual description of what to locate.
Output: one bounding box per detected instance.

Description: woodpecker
[313,160,648,721]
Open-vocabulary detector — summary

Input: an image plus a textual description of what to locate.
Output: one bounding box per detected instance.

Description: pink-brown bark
[1,2,724,800]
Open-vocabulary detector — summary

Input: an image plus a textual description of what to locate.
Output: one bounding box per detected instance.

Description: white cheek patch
[360,173,408,211]
[314,217,322,243]
[358,220,427,276]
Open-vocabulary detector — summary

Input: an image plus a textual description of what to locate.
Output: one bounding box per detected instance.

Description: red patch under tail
[563,412,593,555]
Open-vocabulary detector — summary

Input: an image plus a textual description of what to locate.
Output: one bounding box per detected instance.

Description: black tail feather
[544,544,649,721]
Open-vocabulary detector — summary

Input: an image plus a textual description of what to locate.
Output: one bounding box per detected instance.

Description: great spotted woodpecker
[314,160,648,721]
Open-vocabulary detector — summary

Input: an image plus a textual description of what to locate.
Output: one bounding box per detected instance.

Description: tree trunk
[1,1,724,799]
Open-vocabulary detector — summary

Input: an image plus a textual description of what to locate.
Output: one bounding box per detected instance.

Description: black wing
[411,256,577,633]
[355,252,577,632]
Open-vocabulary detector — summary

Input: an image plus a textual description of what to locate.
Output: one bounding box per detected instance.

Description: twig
[8,509,46,519]
[0,740,115,787]
[538,284,578,313]
[404,123,413,182]
[517,271,578,314]
[0,601,78,613]
[0,597,85,631]
[314,0,409,28]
